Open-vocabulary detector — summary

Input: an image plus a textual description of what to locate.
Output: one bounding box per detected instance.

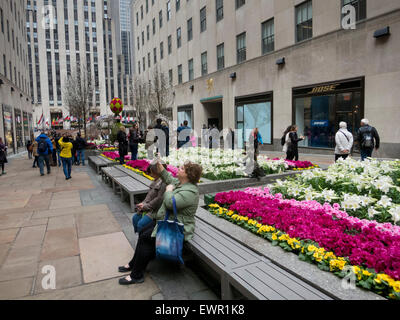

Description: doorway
[202,101,223,131]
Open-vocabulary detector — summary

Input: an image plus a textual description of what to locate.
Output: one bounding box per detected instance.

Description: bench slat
[116,165,153,187]
[114,176,149,194]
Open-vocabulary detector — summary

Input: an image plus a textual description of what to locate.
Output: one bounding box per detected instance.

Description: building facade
[132,0,400,158]
[26,0,134,130]
[0,0,34,155]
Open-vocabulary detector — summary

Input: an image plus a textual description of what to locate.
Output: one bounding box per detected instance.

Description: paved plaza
[0,154,217,300]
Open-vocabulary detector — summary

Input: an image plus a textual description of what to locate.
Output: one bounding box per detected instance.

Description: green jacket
[151,169,199,241]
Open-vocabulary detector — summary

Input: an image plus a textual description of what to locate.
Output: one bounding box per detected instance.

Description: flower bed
[161,148,317,180]
[125,160,178,179]
[269,158,400,225]
[207,188,400,300]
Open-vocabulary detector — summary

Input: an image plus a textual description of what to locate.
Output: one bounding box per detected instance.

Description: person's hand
[166,185,174,192]
[342,150,349,154]
[136,203,144,211]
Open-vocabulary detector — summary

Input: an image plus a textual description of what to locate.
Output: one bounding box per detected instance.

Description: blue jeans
[56,150,61,166]
[130,144,138,161]
[132,213,153,234]
[361,149,373,161]
[38,154,50,175]
[61,157,72,179]
[77,149,85,165]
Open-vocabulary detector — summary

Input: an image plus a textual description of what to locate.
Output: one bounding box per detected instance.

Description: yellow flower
[271,234,278,241]
[256,223,262,228]
[392,281,400,293]
[362,270,372,277]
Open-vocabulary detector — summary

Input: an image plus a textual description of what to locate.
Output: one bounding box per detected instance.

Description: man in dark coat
[356,119,380,161]
[117,126,128,164]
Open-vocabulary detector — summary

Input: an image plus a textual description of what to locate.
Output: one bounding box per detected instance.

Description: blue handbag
[155,197,185,264]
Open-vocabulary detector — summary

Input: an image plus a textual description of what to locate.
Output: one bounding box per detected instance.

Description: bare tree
[63,63,94,137]
[131,76,149,130]
[147,68,174,122]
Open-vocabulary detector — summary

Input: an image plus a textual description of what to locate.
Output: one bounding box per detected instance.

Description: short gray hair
[339,122,347,129]
[361,118,369,125]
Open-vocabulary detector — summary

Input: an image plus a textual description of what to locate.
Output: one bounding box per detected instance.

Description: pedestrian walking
[26,140,33,159]
[335,122,354,162]
[154,119,170,157]
[35,132,53,176]
[118,161,203,285]
[129,123,141,161]
[283,125,304,161]
[54,132,62,167]
[75,132,87,166]
[177,120,191,149]
[249,128,263,161]
[71,137,78,165]
[58,134,73,180]
[32,134,39,168]
[356,119,380,161]
[50,136,57,166]
[0,137,8,176]
[117,126,128,165]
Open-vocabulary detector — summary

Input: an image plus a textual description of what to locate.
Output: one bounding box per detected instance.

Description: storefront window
[15,109,23,149]
[28,113,33,138]
[178,106,193,128]
[236,100,272,149]
[294,79,364,149]
[23,112,30,143]
[2,105,14,154]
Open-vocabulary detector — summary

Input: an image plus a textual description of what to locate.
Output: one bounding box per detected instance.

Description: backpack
[362,128,373,149]
[38,138,48,154]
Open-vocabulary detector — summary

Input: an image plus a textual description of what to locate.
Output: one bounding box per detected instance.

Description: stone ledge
[195,208,385,300]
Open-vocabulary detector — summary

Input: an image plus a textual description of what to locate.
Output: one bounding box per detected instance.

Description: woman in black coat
[0,137,8,175]
[286,125,304,161]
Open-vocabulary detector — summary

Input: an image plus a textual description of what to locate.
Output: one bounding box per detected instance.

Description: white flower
[389,206,400,223]
[377,195,392,208]
[368,207,379,218]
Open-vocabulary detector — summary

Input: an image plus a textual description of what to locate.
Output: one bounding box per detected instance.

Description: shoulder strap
[340,131,350,142]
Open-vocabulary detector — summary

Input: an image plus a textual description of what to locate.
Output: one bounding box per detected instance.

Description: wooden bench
[186,212,333,300]
[101,167,127,191]
[115,165,153,187]
[113,176,150,211]
[88,156,117,174]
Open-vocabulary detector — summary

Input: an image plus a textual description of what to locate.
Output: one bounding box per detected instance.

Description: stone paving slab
[0,228,20,245]
[0,245,41,282]
[24,192,52,211]
[40,227,79,261]
[0,244,10,265]
[21,276,159,300]
[0,277,34,300]
[0,212,33,230]
[79,232,134,283]
[47,215,75,231]
[32,204,109,219]
[76,210,121,239]
[14,225,47,248]
[21,218,49,228]
[35,256,82,294]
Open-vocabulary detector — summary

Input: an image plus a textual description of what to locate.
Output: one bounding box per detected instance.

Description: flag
[37,113,44,125]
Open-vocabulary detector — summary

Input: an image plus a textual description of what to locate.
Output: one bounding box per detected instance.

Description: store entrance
[202,101,223,131]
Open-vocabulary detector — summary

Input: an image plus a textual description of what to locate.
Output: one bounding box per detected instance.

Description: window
[146,0,148,13]
[3,55,6,77]
[159,10,163,28]
[216,0,223,22]
[177,27,181,48]
[167,1,171,21]
[137,36,140,50]
[0,8,3,33]
[176,0,180,12]
[262,19,274,54]
[342,0,366,22]
[217,43,224,70]
[160,42,164,59]
[188,59,194,81]
[296,0,312,43]
[169,69,173,85]
[141,5,143,20]
[153,48,157,64]
[148,52,150,68]
[136,12,139,26]
[201,52,207,76]
[143,57,146,71]
[236,0,245,9]
[152,18,156,34]
[147,25,150,40]
[7,20,9,41]
[200,7,206,32]
[168,35,172,54]
[187,18,192,41]
[138,61,141,74]
[178,64,182,84]
[142,31,144,45]
[236,32,246,64]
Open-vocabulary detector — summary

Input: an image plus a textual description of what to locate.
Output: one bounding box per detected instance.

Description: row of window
[137,0,367,84]
[1,53,30,96]
[137,0,245,27]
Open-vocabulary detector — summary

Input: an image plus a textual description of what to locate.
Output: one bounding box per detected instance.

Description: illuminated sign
[308,84,339,94]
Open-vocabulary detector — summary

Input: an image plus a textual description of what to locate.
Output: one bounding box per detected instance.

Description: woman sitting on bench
[118,160,203,285]
[131,162,167,234]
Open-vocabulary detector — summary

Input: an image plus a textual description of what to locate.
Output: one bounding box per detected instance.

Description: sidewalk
[0,155,216,300]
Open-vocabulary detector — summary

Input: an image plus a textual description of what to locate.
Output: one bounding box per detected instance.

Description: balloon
[109,97,124,115]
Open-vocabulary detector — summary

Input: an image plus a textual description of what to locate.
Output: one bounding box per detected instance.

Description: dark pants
[33,156,39,167]
[361,148,373,161]
[129,220,157,280]
[61,157,72,179]
[77,149,85,165]
[286,150,299,161]
[119,145,127,164]
[28,151,32,159]
[130,144,138,161]
[335,154,349,162]
[1,163,4,172]
[38,154,51,175]
[56,150,61,166]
